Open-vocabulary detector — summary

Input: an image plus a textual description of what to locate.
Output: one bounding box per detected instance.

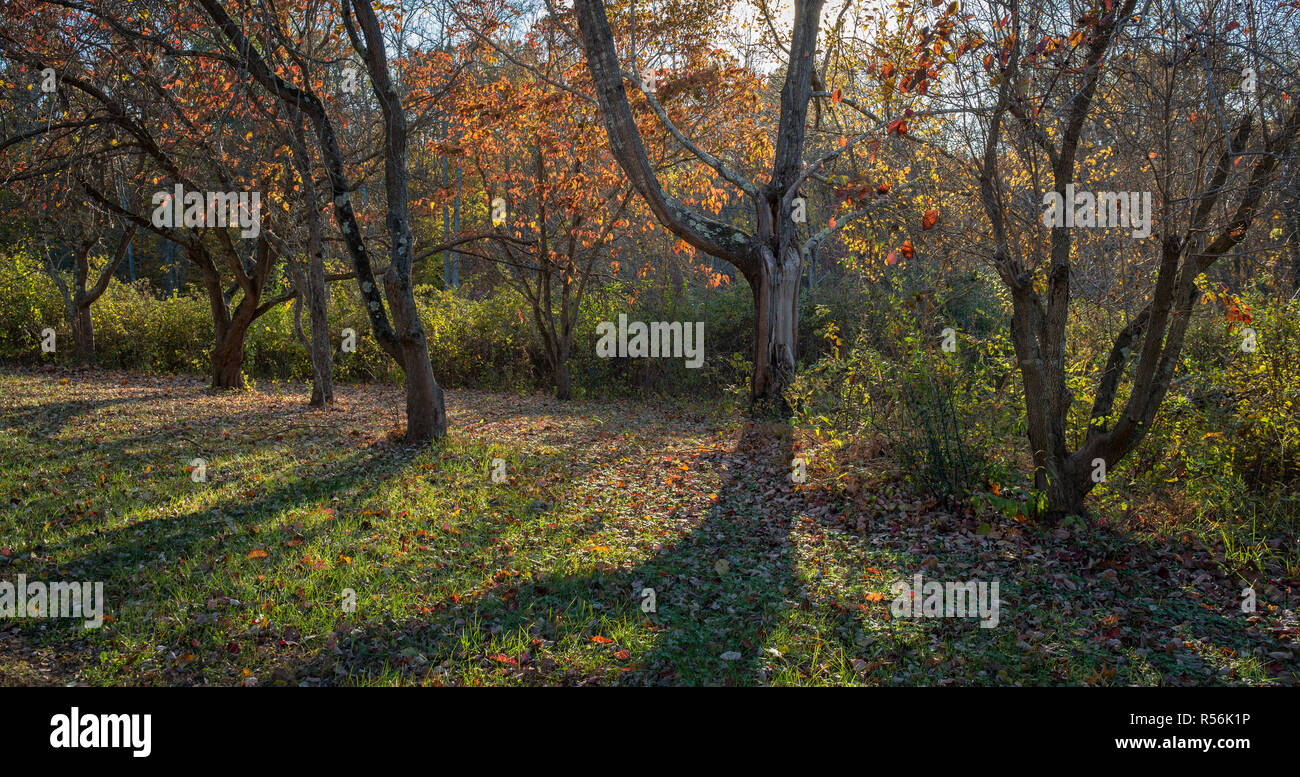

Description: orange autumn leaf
[900,239,916,259]
[590,635,613,644]
[921,208,939,230]
[831,88,842,103]
[246,549,268,560]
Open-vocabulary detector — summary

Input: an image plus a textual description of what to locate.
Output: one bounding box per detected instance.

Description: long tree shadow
[13,370,1283,685]
[0,393,166,438]
[2,381,695,684]
[0,443,415,665]
[321,419,807,686]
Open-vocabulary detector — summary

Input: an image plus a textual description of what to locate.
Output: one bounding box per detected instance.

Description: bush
[793,270,1017,501]
[92,280,213,374]
[0,251,763,398]
[0,250,64,363]
[1098,290,1300,572]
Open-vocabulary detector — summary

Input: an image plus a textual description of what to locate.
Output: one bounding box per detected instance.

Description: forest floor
[1,366,1297,686]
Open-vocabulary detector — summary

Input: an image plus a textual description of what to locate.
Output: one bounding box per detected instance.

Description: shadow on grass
[312,420,812,686]
[3,369,1294,686]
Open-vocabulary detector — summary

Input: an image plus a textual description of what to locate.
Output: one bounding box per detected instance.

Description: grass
[0,367,1296,686]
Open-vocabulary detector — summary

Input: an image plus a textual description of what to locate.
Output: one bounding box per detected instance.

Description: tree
[40,184,139,367]
[450,11,644,399]
[934,0,1300,518]
[0,1,300,386]
[196,0,454,441]
[568,0,951,411]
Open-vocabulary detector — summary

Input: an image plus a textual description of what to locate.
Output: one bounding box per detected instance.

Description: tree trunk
[553,338,572,401]
[71,301,94,367]
[306,277,333,406]
[1038,453,1090,522]
[749,229,802,413]
[385,268,446,443]
[212,288,258,391]
[212,335,246,389]
[287,105,334,407]
[299,214,334,407]
[1006,290,1080,520]
[211,312,253,389]
[401,348,444,443]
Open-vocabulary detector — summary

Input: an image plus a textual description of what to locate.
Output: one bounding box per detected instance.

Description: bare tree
[938,0,1300,518]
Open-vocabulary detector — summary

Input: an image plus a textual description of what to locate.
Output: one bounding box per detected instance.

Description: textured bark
[749,229,803,410]
[71,303,94,366]
[305,246,333,406]
[553,354,572,401]
[211,322,248,389]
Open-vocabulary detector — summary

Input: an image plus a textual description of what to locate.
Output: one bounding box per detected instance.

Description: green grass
[0,368,1296,686]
